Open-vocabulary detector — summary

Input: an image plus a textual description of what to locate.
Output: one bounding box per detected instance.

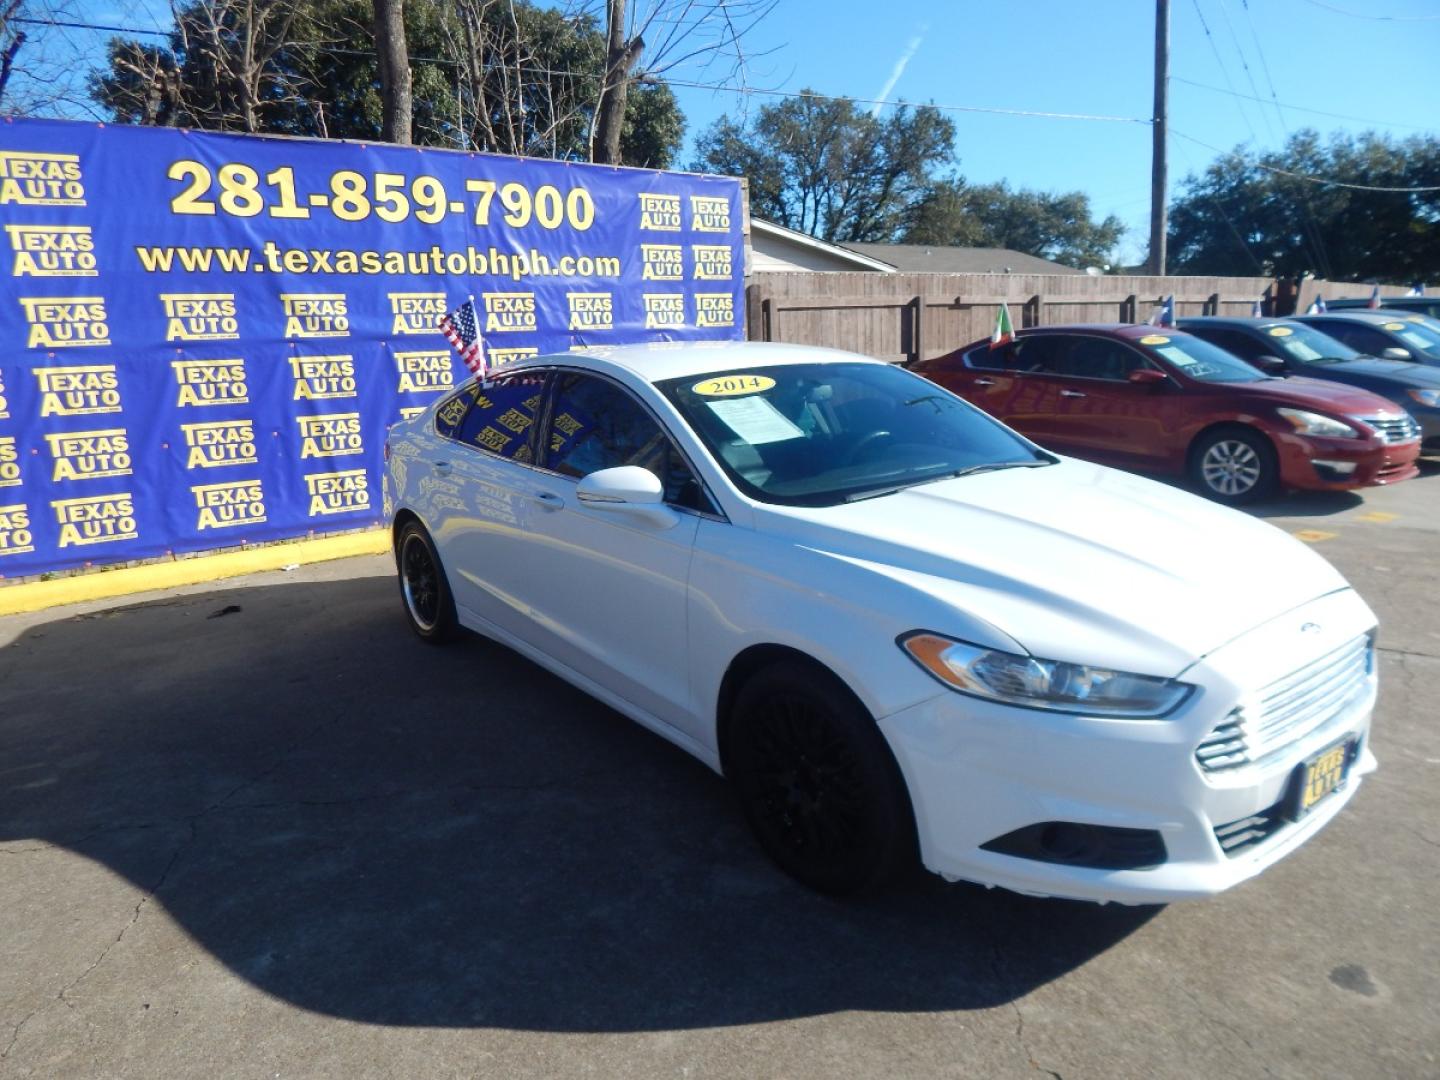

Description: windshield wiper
[842,459,1052,502]
[947,459,1053,479]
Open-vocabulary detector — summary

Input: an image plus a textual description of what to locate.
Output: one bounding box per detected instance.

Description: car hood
[761,459,1352,678]
[1219,374,1407,416]
[1307,357,1440,387]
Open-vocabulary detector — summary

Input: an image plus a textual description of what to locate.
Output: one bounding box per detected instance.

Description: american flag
[439,296,487,378]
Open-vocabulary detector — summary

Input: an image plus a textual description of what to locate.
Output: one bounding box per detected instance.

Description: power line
[1214,0,1277,141]
[1189,0,1261,143]
[1296,0,1440,20]
[1173,74,1432,130]
[1172,129,1440,192]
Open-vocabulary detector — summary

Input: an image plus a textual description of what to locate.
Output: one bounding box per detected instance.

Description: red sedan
[913,324,1421,503]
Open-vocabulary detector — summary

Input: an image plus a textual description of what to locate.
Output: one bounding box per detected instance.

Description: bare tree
[588,0,776,165]
[163,0,306,133]
[374,0,412,144]
[0,0,112,118]
[0,0,27,106]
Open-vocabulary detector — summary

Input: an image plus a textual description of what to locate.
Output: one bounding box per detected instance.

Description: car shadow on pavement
[0,575,1157,1032]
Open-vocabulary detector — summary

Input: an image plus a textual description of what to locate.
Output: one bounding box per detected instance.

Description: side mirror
[575,466,677,529]
[1253,355,1287,374]
[1381,347,1414,361]
[1128,368,1169,386]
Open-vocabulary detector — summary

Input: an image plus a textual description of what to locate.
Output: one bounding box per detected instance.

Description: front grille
[1214,802,1285,857]
[1361,414,1421,445]
[1195,634,1372,773]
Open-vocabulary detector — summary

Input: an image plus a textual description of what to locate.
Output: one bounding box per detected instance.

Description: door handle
[973,377,995,386]
[1059,390,1086,398]
[533,491,565,510]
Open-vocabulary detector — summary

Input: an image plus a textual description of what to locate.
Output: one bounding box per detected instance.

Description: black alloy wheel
[730,660,916,895]
[397,520,458,643]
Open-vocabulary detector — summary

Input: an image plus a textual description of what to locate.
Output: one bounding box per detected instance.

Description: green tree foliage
[1167,129,1440,282]
[906,179,1124,268]
[89,0,684,166]
[691,92,956,243]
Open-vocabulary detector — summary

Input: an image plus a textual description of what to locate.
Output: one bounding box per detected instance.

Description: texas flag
[990,303,1016,349]
[1307,295,1327,314]
[1251,297,1265,318]
[1367,284,1382,310]
[1408,283,1427,297]
[1147,295,1176,328]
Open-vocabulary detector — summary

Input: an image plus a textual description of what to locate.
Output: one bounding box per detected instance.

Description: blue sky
[31,0,1440,263]
[663,0,1440,262]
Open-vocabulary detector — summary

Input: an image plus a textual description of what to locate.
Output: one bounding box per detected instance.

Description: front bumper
[1273,429,1419,490]
[879,589,1378,904]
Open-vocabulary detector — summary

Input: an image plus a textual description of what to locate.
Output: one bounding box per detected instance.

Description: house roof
[749,219,898,272]
[840,243,1084,275]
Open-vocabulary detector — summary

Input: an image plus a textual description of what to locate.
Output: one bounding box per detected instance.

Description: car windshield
[1140,333,1269,382]
[1386,317,1440,355]
[1260,323,1360,364]
[657,362,1051,506]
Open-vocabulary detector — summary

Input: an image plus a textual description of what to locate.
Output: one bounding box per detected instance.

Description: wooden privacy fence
[745,271,1283,364]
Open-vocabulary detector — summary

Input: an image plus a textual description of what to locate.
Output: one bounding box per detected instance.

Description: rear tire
[396,520,459,644]
[728,660,916,895]
[1189,427,1278,505]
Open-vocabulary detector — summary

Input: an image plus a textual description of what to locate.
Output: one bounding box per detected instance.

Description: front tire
[396,520,459,644]
[728,661,916,895]
[1189,427,1278,505]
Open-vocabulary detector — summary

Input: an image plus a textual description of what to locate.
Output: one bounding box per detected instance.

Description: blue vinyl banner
[0,118,745,577]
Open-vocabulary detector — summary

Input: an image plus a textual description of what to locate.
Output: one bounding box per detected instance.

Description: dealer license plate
[1286,739,1354,821]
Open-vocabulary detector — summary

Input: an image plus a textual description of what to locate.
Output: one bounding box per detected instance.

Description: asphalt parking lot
[2,465,1438,1080]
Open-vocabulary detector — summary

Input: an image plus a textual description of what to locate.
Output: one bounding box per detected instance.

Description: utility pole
[1148,0,1169,275]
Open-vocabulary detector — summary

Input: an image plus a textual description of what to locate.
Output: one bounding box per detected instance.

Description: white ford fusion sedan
[383,341,1378,903]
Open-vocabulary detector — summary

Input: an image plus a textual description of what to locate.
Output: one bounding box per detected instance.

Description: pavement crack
[981,912,1063,1080]
[1402,824,1440,849]
[1377,645,1440,662]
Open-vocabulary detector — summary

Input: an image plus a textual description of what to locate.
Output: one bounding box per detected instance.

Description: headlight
[1276,407,1360,438]
[899,633,1193,718]
[1407,388,1440,408]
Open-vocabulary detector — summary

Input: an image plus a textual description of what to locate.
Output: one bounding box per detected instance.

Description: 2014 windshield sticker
[692,373,776,397]
[1139,334,1170,345]
[1268,326,1294,336]
[1384,322,1407,331]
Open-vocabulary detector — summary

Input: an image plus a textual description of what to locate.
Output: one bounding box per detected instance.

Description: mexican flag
[990,303,1015,349]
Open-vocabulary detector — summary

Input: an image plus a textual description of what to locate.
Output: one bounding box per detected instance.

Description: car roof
[1014,323,1199,340]
[1176,316,1280,331]
[1298,311,1425,325]
[494,340,881,384]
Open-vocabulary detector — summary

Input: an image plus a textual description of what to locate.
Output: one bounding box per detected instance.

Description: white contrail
[870,26,928,116]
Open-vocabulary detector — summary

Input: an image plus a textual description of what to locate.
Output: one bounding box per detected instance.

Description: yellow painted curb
[0,529,391,617]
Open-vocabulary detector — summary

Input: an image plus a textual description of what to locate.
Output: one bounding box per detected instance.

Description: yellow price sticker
[1139,334,1170,345]
[1384,322,1407,331]
[1267,326,1294,336]
[692,373,776,397]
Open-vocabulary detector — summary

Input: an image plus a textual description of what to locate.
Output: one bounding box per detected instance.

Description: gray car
[1292,311,1440,367]
[1180,316,1440,451]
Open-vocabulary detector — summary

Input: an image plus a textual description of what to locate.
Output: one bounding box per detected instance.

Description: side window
[435,384,479,439]
[1197,328,1264,362]
[453,374,546,462]
[1322,322,1386,354]
[544,372,712,511]
[965,343,1009,371]
[1008,336,1067,375]
[1059,338,1147,381]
